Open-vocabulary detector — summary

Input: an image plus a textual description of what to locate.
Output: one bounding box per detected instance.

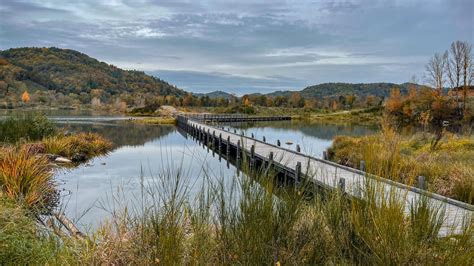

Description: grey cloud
[1,0,472,93]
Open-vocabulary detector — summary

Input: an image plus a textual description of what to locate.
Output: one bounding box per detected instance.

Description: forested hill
[0,47,185,101]
[267,82,419,99]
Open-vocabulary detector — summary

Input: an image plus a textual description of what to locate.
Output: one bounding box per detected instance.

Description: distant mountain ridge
[193,90,236,99]
[0,47,185,99]
[264,82,421,99]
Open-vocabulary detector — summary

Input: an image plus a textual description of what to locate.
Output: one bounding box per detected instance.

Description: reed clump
[329,128,474,204]
[42,132,112,160]
[0,146,58,211]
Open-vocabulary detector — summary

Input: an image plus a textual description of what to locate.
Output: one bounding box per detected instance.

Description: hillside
[267,82,419,99]
[0,47,184,106]
[194,90,236,100]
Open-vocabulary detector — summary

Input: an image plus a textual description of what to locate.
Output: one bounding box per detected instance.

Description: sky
[1,0,473,95]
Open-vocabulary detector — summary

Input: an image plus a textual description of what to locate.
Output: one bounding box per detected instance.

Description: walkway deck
[177,115,473,236]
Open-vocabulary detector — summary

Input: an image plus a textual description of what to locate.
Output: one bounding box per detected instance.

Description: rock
[286,141,293,145]
[71,153,87,162]
[101,162,106,165]
[55,157,72,163]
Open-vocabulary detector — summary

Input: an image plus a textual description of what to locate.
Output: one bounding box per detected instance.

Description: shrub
[0,113,56,143]
[0,197,60,264]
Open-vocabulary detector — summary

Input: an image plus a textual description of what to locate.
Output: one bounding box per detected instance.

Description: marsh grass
[329,125,474,203]
[0,146,58,211]
[42,132,113,160]
[57,154,473,265]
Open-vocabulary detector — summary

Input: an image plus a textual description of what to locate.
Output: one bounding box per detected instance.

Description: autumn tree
[385,88,403,115]
[21,90,30,103]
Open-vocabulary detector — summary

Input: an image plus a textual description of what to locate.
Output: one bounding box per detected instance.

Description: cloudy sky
[1,0,472,94]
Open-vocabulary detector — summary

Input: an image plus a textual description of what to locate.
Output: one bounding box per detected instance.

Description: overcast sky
[1,0,473,94]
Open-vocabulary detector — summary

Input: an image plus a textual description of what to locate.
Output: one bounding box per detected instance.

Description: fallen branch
[53,212,85,240]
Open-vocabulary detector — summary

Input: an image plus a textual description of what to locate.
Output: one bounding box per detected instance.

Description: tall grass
[329,126,474,203]
[0,197,62,265]
[0,113,56,143]
[0,146,58,211]
[60,157,473,264]
[42,132,113,160]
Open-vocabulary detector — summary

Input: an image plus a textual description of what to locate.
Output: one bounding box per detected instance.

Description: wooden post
[296,144,301,152]
[323,151,328,160]
[250,144,255,170]
[226,136,230,157]
[295,162,301,183]
[360,160,366,172]
[251,133,254,138]
[338,178,345,192]
[218,133,222,156]
[236,140,241,159]
[234,129,237,134]
[236,140,241,169]
[263,136,266,142]
[418,176,425,190]
[277,139,281,146]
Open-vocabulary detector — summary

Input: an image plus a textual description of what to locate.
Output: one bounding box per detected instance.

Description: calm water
[52,116,378,230]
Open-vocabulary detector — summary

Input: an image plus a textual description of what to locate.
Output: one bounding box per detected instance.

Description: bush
[0,113,56,143]
[0,197,60,264]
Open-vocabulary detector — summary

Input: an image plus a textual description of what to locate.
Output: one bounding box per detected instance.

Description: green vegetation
[328,127,474,204]
[0,197,63,265]
[0,113,56,143]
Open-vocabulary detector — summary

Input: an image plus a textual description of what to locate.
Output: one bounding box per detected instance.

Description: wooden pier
[184,114,291,123]
[176,115,473,236]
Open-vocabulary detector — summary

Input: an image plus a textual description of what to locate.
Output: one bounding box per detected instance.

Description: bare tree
[460,41,472,110]
[425,51,448,93]
[447,41,464,103]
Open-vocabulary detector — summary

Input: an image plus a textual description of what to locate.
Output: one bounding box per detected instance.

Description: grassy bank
[328,127,474,204]
[131,117,177,125]
[2,162,470,264]
[0,113,112,209]
[309,107,381,124]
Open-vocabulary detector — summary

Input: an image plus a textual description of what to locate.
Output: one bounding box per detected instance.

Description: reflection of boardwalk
[177,115,473,236]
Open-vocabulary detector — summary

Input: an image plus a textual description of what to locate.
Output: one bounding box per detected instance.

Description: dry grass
[132,117,177,125]
[58,163,473,265]
[42,132,112,160]
[0,146,57,211]
[328,128,474,203]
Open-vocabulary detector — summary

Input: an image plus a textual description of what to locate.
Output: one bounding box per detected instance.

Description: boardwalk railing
[176,114,473,236]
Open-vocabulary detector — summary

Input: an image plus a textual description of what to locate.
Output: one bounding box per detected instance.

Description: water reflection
[54,118,379,230]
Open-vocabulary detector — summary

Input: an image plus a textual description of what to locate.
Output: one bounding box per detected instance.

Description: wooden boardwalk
[177,115,473,236]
